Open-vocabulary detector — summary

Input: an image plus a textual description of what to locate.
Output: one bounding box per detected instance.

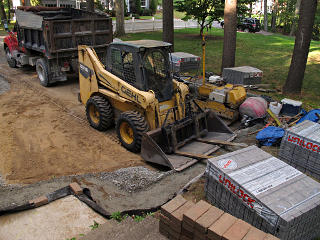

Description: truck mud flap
[141,111,236,171]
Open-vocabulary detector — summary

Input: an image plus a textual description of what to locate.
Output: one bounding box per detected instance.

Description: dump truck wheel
[86,96,114,131]
[116,111,149,153]
[5,47,16,68]
[36,58,51,87]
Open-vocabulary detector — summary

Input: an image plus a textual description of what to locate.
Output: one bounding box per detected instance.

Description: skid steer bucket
[141,110,236,171]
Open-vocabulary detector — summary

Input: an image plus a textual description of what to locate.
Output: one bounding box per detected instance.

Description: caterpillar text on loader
[78,40,235,171]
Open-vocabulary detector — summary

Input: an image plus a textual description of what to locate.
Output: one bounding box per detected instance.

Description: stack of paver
[159,195,279,240]
[205,145,320,240]
[279,120,320,180]
[222,66,262,85]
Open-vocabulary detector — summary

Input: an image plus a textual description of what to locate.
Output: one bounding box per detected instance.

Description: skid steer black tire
[86,96,114,131]
[116,111,149,153]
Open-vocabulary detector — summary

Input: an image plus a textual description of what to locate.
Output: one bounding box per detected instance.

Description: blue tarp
[297,109,320,124]
[256,126,285,146]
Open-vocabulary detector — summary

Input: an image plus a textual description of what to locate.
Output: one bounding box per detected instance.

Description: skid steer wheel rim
[119,121,134,145]
[88,104,100,124]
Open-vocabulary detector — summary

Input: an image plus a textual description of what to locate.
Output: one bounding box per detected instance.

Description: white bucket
[269,102,282,116]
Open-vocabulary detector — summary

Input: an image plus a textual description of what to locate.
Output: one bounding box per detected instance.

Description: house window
[141,0,146,8]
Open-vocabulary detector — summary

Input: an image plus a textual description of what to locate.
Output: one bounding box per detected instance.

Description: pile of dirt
[0,77,143,184]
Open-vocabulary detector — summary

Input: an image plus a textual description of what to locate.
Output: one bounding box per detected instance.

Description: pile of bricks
[279,120,320,180]
[159,195,279,240]
[205,145,320,240]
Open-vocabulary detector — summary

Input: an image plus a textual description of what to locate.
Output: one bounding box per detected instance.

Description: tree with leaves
[134,0,142,15]
[283,0,318,95]
[0,0,7,24]
[150,0,157,15]
[175,0,224,36]
[30,0,41,6]
[289,0,302,36]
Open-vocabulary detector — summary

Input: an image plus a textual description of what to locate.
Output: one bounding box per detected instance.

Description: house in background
[42,0,82,8]
[41,0,150,13]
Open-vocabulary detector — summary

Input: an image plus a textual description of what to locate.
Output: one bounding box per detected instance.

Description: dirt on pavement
[79,216,167,240]
[0,70,143,184]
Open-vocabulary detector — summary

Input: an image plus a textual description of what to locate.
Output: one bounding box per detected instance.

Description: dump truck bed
[15,7,112,58]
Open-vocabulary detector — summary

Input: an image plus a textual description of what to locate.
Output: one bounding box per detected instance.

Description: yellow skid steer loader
[78,40,235,171]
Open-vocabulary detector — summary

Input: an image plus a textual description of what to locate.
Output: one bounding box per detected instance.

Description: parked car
[237,18,261,33]
[219,18,261,33]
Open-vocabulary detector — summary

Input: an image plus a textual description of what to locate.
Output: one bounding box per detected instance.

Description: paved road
[112,19,223,33]
[112,18,200,33]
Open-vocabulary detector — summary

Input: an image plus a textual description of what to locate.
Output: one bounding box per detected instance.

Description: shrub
[149,0,157,15]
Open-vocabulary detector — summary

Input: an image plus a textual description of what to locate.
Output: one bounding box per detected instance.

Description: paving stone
[29,195,48,207]
[195,206,224,234]
[222,219,251,240]
[161,195,187,218]
[193,229,206,240]
[263,234,280,240]
[207,213,237,240]
[242,227,268,240]
[205,145,320,240]
[171,201,195,229]
[183,200,211,227]
[69,182,83,195]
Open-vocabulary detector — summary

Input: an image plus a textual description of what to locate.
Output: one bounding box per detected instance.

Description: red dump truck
[4,6,113,86]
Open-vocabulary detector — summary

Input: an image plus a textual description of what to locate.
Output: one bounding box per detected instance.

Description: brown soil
[0,69,143,184]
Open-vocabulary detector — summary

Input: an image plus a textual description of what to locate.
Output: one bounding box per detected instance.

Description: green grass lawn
[123,28,320,109]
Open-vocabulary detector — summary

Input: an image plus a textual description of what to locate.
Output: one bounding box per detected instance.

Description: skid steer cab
[78,40,234,171]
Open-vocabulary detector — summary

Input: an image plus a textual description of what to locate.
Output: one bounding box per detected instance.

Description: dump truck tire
[86,96,114,131]
[36,58,51,87]
[116,111,149,153]
[5,47,16,68]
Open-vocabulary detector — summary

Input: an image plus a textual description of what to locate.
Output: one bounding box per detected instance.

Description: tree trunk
[283,0,318,95]
[289,0,302,36]
[271,0,278,32]
[6,0,10,22]
[87,0,95,12]
[162,0,174,50]
[264,0,268,31]
[0,0,7,23]
[221,0,237,72]
[115,0,125,37]
[249,3,252,18]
